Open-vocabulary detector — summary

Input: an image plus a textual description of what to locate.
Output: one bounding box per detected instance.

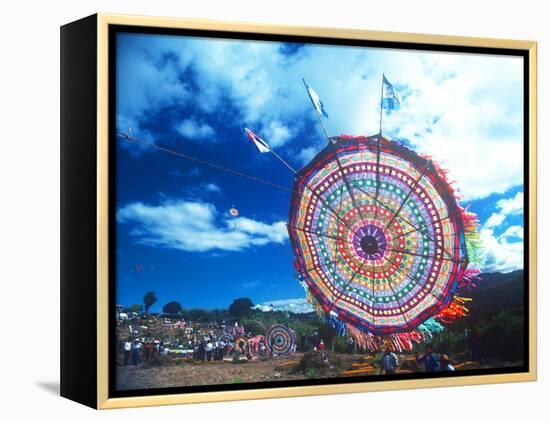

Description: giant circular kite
[266,324,296,356]
[288,135,481,351]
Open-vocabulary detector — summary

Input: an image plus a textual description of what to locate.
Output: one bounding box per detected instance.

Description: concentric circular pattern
[288,136,469,335]
[266,324,296,356]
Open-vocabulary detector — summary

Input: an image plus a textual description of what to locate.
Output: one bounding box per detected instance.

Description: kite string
[117,133,295,194]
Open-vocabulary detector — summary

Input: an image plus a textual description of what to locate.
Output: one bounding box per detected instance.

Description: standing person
[439,354,455,372]
[123,338,132,366]
[142,342,152,362]
[206,340,213,361]
[216,340,222,361]
[150,340,159,362]
[318,339,325,351]
[193,342,198,360]
[380,347,399,375]
[347,338,355,355]
[239,339,246,354]
[218,341,226,361]
[416,345,440,372]
[312,333,319,351]
[131,339,142,366]
[212,341,218,361]
[160,342,169,356]
[198,340,206,362]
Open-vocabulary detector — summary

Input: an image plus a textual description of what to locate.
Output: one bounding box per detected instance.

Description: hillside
[460,270,524,317]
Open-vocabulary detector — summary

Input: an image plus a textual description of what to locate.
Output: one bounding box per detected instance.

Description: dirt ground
[115,352,519,391]
[117,354,309,390]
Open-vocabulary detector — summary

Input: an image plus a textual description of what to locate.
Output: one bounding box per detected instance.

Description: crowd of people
[119,322,272,366]
[118,316,462,375]
[379,345,456,375]
[122,338,172,366]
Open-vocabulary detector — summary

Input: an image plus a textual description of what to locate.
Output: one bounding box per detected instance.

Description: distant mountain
[459,270,524,316]
[281,270,525,321]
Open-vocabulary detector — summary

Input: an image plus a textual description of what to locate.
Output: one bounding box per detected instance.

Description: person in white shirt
[131,339,142,365]
[206,341,213,361]
[123,339,132,366]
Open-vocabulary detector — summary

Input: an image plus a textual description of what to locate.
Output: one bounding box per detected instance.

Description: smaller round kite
[266,324,296,356]
[229,207,240,217]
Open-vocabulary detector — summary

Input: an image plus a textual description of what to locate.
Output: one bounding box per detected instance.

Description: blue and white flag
[244,128,270,153]
[382,75,401,110]
[303,79,329,118]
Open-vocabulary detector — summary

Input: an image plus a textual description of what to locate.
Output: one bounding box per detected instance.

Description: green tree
[126,304,142,314]
[241,319,265,335]
[229,298,254,319]
[184,308,215,322]
[163,301,183,315]
[143,291,157,314]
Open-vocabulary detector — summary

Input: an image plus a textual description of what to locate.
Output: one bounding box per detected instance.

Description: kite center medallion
[355,224,387,259]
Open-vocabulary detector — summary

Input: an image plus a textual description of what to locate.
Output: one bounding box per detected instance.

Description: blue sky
[115,32,524,312]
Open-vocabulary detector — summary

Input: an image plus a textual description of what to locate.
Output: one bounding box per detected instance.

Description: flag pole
[118,132,295,193]
[302,78,332,144]
[317,111,331,143]
[269,149,297,174]
[379,73,384,136]
[245,128,297,174]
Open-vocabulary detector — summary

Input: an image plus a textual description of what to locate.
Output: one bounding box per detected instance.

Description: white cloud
[253,298,313,314]
[116,34,192,134]
[296,146,318,165]
[175,118,215,141]
[181,182,222,198]
[496,192,524,215]
[482,191,524,231]
[484,212,506,229]
[117,199,288,253]
[480,192,524,272]
[118,34,524,200]
[480,228,523,273]
[262,120,293,148]
[232,218,288,244]
[204,183,221,193]
[376,54,524,201]
[500,225,524,241]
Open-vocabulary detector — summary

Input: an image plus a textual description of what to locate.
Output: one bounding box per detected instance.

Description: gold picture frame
[61,13,537,409]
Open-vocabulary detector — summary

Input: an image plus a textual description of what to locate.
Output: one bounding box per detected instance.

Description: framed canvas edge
[95,13,538,409]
